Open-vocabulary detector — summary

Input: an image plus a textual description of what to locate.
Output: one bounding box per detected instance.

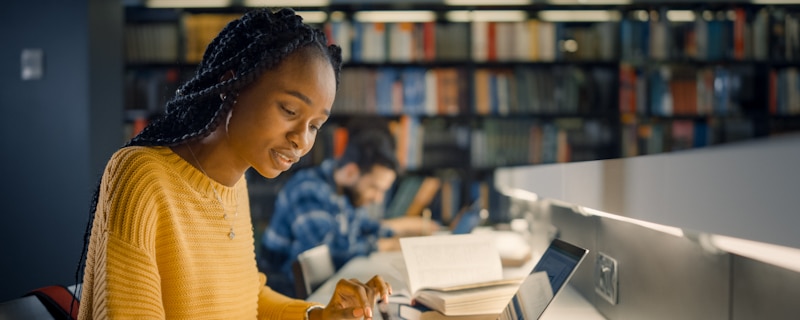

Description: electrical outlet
[594,251,618,305]
[21,49,44,81]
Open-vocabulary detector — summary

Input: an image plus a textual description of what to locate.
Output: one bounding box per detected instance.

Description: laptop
[390,238,588,320]
[450,200,483,235]
[496,238,589,320]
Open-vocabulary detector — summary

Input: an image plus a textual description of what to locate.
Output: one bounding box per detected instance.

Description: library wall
[539,202,800,320]
[495,132,800,250]
[496,133,800,318]
[0,0,123,302]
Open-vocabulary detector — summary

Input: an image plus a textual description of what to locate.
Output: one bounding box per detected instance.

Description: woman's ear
[219,70,235,82]
[219,70,235,100]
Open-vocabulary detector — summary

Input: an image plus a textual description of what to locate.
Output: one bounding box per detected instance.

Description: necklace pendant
[229,229,235,240]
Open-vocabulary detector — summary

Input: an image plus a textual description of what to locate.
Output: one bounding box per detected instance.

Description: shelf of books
[616,5,800,157]
[324,15,623,173]
[122,3,800,171]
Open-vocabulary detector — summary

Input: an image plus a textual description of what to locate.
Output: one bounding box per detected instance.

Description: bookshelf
[122,1,800,224]
[615,4,800,156]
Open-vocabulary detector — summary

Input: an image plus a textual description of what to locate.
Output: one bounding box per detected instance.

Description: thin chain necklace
[187,145,238,240]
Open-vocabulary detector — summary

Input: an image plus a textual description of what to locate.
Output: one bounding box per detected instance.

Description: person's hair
[73,8,342,296]
[336,126,399,176]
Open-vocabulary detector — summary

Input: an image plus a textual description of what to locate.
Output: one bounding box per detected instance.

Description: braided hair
[73,8,342,297]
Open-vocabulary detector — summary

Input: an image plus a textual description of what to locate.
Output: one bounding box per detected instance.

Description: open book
[399,233,526,316]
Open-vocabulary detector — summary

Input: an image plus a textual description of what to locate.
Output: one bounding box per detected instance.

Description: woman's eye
[281,105,296,116]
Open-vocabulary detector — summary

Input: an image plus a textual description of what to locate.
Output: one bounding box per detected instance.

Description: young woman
[76,8,390,319]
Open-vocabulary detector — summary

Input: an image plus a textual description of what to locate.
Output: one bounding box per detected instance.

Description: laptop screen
[451,200,483,235]
[500,238,588,320]
[533,238,587,293]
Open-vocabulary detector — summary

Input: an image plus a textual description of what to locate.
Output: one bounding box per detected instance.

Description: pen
[376,298,392,320]
[422,208,431,235]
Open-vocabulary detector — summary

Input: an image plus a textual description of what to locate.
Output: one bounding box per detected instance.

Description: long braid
[73,8,342,308]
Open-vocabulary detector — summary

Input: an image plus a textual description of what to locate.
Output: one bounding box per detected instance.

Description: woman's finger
[367,275,392,302]
[331,278,373,319]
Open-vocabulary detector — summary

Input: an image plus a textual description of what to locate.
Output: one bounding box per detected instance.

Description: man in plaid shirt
[261,129,402,297]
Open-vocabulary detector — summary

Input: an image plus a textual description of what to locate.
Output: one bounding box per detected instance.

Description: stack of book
[399,233,531,316]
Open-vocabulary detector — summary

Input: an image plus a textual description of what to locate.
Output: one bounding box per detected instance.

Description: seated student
[261,126,437,297]
[76,8,390,320]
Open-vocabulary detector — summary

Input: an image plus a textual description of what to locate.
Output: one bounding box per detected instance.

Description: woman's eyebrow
[284,89,312,105]
[284,89,330,116]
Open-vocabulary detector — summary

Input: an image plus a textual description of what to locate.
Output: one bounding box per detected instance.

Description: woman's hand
[313,275,392,319]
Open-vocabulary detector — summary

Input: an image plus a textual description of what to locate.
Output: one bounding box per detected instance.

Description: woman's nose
[288,124,312,150]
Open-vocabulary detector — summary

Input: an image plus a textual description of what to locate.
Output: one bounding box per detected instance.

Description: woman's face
[226,48,336,178]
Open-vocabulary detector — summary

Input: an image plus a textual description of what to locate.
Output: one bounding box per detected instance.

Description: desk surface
[306,250,606,320]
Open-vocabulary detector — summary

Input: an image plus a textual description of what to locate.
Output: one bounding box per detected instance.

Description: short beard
[342,185,361,208]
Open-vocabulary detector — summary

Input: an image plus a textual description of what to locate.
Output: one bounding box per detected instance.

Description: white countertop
[306,249,605,320]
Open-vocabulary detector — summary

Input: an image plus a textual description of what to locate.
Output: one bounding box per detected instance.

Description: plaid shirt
[262,159,394,277]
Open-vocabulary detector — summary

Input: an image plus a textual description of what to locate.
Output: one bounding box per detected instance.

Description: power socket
[594,252,618,305]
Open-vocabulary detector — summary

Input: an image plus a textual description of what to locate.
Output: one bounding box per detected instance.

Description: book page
[415,282,521,315]
[400,233,504,295]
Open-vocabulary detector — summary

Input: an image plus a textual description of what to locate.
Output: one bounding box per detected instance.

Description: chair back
[0,295,57,320]
[291,244,335,299]
[0,284,80,320]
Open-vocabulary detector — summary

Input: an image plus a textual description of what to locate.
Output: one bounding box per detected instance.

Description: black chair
[0,284,80,320]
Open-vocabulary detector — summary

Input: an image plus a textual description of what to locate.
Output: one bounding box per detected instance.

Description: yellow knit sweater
[79,146,317,319]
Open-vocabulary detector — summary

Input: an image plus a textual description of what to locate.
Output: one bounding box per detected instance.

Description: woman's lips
[271,149,295,171]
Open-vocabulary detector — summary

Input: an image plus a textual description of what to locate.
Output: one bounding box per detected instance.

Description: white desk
[306,251,606,320]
